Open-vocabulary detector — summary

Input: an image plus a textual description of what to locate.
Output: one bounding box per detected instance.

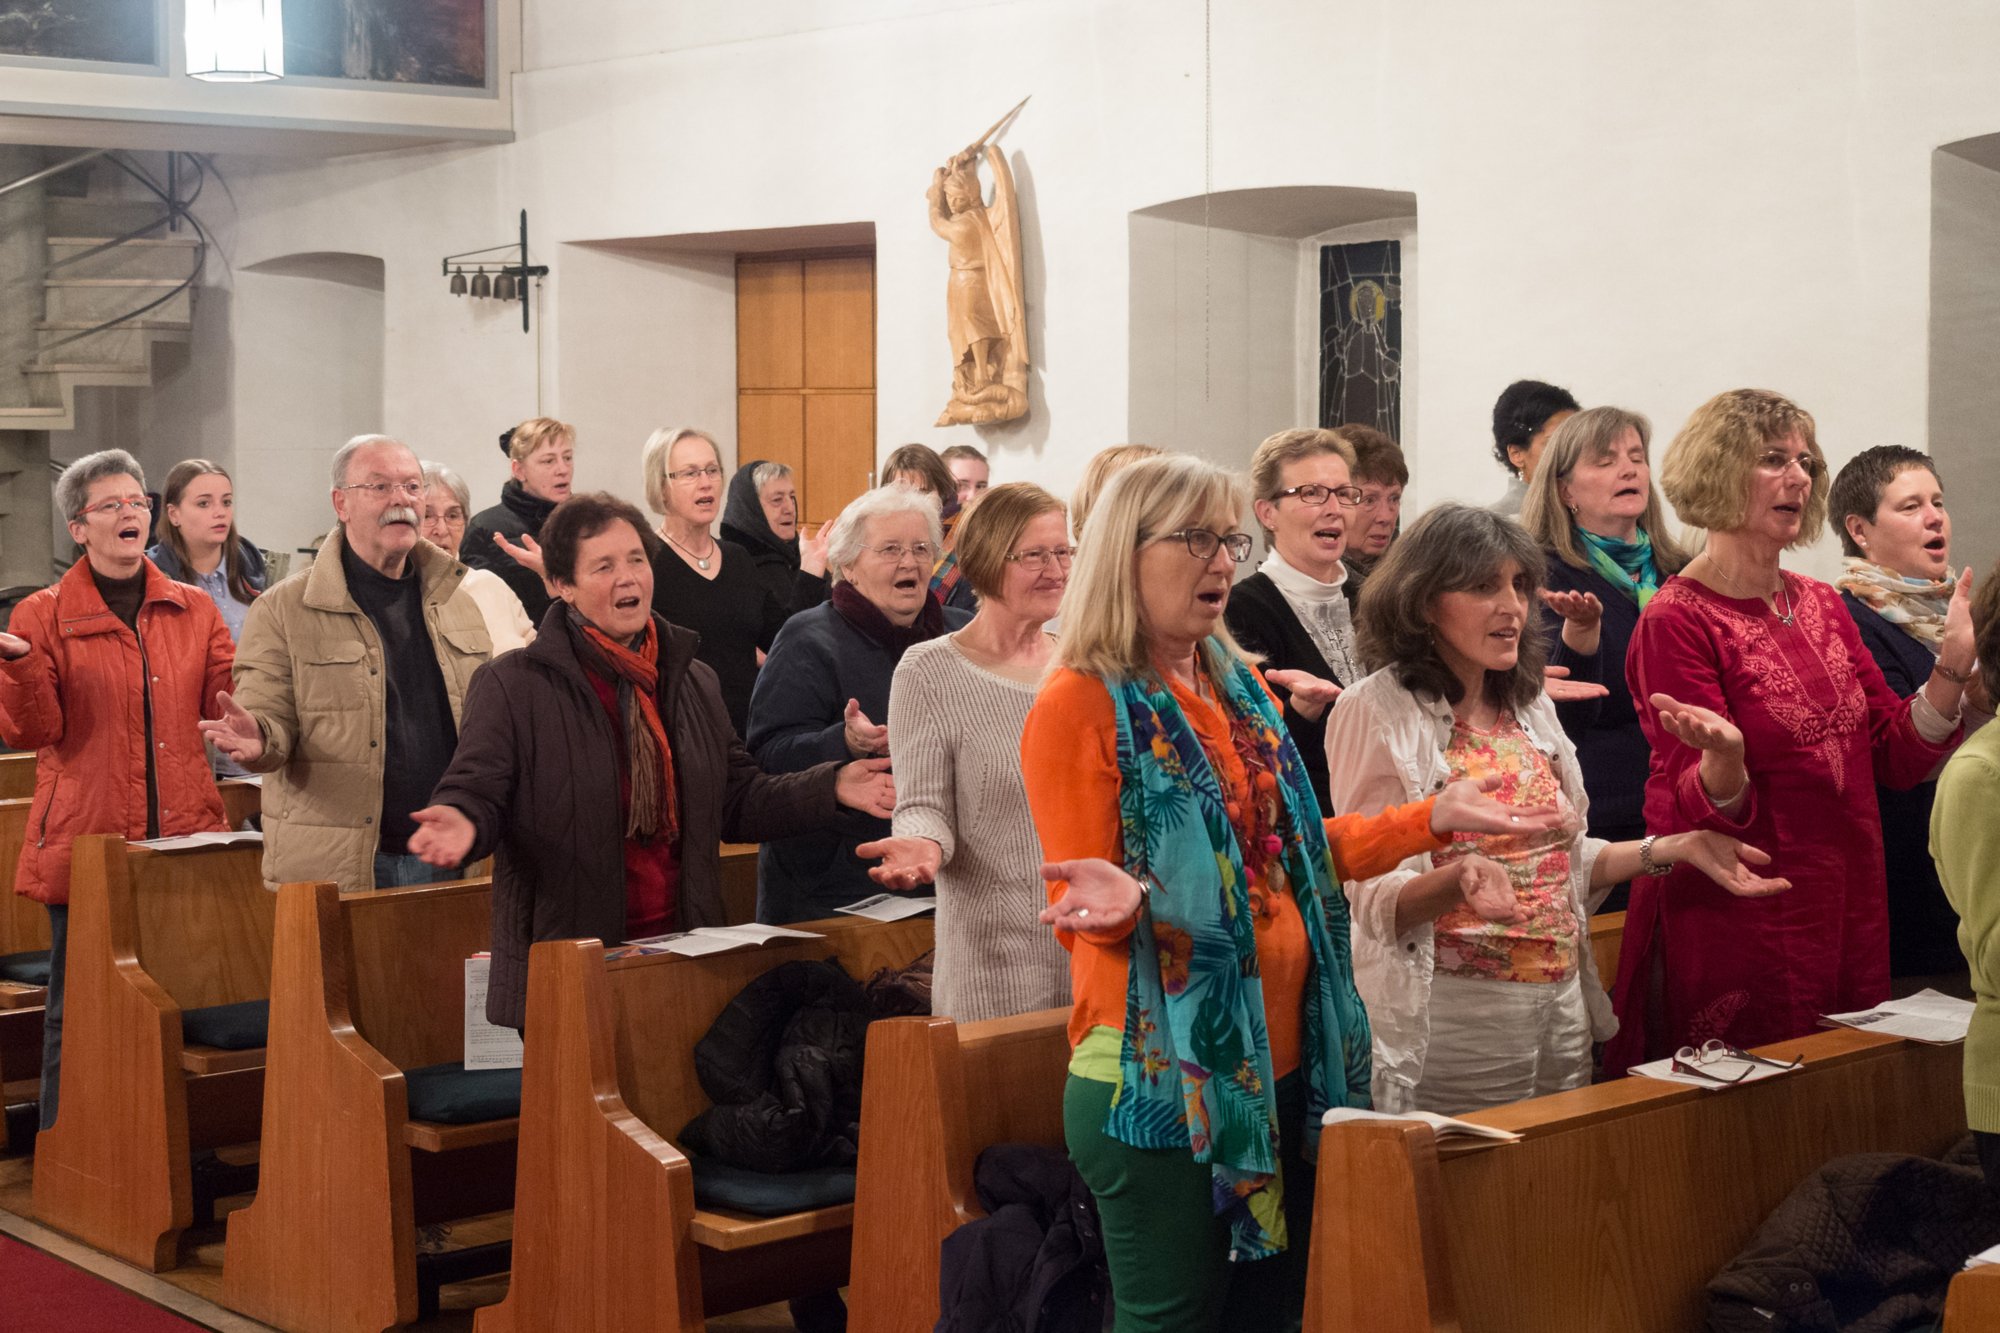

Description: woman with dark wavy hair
[1329,503,1786,1113]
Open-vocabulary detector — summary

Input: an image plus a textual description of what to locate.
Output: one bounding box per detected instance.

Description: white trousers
[1410,971,1593,1115]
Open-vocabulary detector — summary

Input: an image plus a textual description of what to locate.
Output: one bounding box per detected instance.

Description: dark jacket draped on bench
[431,604,843,1029]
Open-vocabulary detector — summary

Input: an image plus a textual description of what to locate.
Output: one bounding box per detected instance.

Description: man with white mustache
[202,434,492,891]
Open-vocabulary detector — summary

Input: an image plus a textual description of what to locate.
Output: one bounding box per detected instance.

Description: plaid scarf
[570,611,679,843]
[1104,642,1372,1261]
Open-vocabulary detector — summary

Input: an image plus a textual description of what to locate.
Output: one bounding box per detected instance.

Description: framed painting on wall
[0,0,163,72]
[284,0,492,91]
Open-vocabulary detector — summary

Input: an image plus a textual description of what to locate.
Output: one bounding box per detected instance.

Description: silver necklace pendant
[696,555,711,571]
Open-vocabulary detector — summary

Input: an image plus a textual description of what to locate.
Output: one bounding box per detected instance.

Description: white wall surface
[57,0,2000,581]
[1928,147,2000,581]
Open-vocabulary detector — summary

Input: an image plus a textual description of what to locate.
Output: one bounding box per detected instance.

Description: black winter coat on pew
[431,604,844,1030]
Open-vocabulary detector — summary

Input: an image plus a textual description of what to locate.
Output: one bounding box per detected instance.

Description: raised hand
[1539,588,1604,631]
[843,698,889,758]
[1455,853,1527,924]
[1648,693,1744,760]
[1263,668,1342,722]
[197,691,266,763]
[801,521,832,579]
[855,834,941,890]
[0,631,28,661]
[1543,664,1611,704]
[1038,859,1145,934]
[1429,773,1565,838]
[1940,569,1978,683]
[407,805,475,868]
[835,757,896,818]
[1657,831,1791,897]
[491,531,547,579]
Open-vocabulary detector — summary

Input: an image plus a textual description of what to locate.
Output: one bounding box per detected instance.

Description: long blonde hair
[1056,453,1250,681]
[1522,406,1690,574]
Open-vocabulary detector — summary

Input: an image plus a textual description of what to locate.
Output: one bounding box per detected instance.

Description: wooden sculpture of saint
[928,110,1030,426]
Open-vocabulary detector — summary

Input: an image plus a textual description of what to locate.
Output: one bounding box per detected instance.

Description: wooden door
[736,253,876,526]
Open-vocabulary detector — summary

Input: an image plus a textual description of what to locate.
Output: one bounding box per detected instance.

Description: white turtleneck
[1258,549,1362,684]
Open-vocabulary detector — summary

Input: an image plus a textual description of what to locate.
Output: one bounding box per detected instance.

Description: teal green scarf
[1106,642,1372,1261]
[1578,526,1661,607]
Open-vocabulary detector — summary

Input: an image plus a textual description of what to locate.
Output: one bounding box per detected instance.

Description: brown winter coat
[232,526,490,892]
[0,558,234,905]
[432,607,843,1029]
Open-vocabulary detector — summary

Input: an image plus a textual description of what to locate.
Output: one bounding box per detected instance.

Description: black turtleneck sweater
[91,563,158,837]
[341,544,457,855]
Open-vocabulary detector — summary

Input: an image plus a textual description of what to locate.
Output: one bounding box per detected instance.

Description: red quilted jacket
[0,558,234,904]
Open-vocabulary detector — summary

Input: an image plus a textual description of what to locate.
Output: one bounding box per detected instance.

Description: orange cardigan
[1021,666,1443,1073]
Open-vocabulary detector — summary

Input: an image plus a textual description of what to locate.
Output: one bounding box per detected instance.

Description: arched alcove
[233,251,387,555]
[1930,138,2000,577]
[1127,186,1416,473]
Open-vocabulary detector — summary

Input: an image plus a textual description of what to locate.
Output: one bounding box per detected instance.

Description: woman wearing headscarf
[719,458,830,617]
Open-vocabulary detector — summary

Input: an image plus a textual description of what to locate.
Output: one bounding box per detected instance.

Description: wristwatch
[1638,834,1673,878]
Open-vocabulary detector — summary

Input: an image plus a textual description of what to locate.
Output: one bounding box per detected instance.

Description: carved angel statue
[929,104,1029,426]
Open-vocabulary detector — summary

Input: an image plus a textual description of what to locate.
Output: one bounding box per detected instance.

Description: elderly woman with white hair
[0,449,235,1130]
[421,461,536,654]
[747,483,972,923]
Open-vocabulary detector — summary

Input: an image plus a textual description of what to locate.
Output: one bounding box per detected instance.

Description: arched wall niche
[1930,137,2000,578]
[1127,186,1417,479]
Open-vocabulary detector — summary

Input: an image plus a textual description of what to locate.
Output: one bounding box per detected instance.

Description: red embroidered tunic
[1604,572,1958,1072]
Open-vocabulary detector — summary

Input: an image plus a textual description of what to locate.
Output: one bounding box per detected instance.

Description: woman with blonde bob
[1604,388,1977,1075]
[1328,504,1783,1115]
[1521,407,1691,911]
[858,483,1074,1021]
[1019,454,1563,1331]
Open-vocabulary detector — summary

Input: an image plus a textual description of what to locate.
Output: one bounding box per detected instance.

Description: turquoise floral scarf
[1578,526,1661,607]
[1105,641,1372,1261]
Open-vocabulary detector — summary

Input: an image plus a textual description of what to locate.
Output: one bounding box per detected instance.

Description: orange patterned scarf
[575,615,679,843]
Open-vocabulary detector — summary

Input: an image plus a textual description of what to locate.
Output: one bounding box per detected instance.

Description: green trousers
[1064,1071,1315,1333]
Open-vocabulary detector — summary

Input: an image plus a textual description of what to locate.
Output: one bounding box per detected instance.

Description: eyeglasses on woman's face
[863,541,936,566]
[1273,483,1364,508]
[668,464,724,483]
[1149,528,1254,563]
[80,495,154,519]
[1753,449,1823,481]
[1004,545,1075,572]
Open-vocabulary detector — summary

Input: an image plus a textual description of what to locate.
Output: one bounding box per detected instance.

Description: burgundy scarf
[831,580,948,655]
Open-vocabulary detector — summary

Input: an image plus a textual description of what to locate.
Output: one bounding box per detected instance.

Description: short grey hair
[825,484,944,582]
[330,434,410,488]
[421,461,471,514]
[55,449,145,522]
[750,461,793,492]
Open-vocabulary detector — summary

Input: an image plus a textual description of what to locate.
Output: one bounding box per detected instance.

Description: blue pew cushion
[0,950,50,987]
[402,1062,522,1124]
[180,998,269,1050]
[687,1157,857,1217]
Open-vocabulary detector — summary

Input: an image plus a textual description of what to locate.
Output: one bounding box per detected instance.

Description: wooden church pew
[474,915,936,1333]
[1946,1266,2000,1330]
[223,876,507,1333]
[1304,1027,1966,1332]
[0,752,35,800]
[30,834,274,1270]
[845,1008,1072,1333]
[1589,910,1623,991]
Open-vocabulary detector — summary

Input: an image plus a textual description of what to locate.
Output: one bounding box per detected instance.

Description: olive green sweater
[1931,719,2000,1132]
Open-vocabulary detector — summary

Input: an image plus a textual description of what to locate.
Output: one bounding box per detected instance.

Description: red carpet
[0,1234,210,1331]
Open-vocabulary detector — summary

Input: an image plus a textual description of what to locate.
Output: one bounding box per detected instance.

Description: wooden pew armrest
[691,1203,854,1251]
[0,984,46,1010]
[403,1116,521,1153]
[1946,1266,2000,1331]
[181,1044,266,1076]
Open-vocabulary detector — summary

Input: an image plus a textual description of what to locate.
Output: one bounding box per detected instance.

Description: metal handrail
[0,148,109,202]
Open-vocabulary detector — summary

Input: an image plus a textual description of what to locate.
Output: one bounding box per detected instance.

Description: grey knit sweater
[886,634,1072,1023]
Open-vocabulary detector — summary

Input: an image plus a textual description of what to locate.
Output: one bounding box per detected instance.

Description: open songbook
[1319,1105,1522,1147]
[611,923,824,960]
[132,830,263,852]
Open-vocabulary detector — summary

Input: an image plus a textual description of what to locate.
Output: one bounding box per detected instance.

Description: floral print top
[1431,711,1579,983]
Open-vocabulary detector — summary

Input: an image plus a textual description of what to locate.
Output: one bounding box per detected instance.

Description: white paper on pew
[224,774,264,787]
[698,924,823,946]
[1823,989,1974,1045]
[463,956,524,1071]
[835,893,937,921]
[624,931,747,957]
[1319,1106,1521,1148]
[1966,1242,2000,1269]
[1628,1054,1800,1092]
[132,830,264,852]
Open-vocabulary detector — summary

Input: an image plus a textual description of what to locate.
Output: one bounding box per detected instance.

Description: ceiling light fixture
[186,0,285,83]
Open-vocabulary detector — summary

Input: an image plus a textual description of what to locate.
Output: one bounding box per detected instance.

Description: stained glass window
[1318,241,1402,441]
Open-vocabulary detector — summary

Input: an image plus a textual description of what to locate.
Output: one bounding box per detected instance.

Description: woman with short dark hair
[1828,444,1989,981]
[1336,424,1406,585]
[408,492,894,1030]
[1488,379,1579,518]
[882,442,977,612]
[1331,502,1785,1113]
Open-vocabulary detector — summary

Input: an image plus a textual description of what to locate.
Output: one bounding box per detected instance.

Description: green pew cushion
[0,950,50,987]
[687,1157,856,1217]
[180,999,269,1050]
[403,1062,522,1124]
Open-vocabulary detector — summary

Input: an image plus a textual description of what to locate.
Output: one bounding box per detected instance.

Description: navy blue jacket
[1537,555,1648,841]
[745,599,970,924]
[1840,590,1962,979]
